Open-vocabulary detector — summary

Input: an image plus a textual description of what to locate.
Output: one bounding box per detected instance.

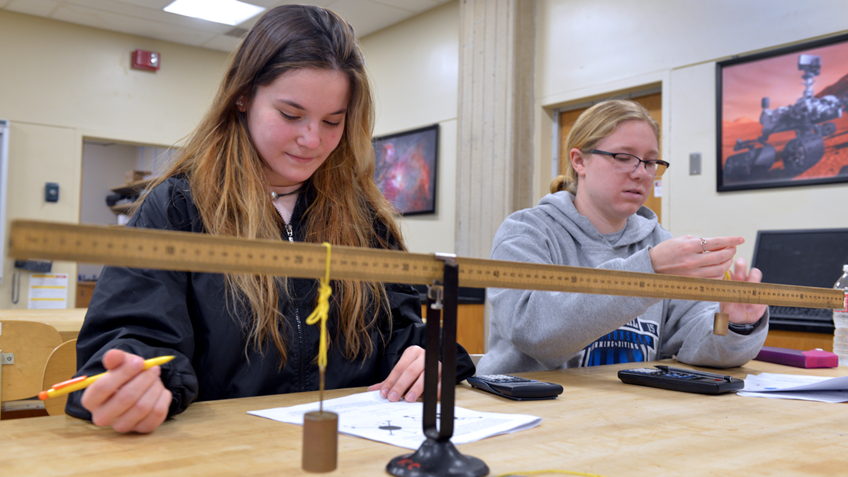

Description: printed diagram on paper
[249,390,541,449]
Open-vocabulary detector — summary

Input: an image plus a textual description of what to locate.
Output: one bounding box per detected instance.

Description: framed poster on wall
[717,33,848,191]
[372,124,438,215]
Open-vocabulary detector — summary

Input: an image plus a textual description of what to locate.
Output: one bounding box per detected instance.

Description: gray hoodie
[476,192,767,375]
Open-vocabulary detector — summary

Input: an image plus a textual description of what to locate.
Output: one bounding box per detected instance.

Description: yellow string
[494,470,607,477]
[305,242,332,371]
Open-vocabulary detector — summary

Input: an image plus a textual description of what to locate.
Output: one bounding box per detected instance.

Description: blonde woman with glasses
[477,99,767,375]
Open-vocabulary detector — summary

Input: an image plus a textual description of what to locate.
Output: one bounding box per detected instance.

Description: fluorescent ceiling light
[164,0,265,26]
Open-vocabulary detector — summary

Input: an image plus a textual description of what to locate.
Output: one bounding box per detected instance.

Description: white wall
[0,10,228,307]
[0,4,459,306]
[535,0,848,265]
[6,0,846,307]
[360,1,459,255]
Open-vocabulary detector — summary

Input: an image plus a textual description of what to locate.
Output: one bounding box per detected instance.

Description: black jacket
[67,176,474,420]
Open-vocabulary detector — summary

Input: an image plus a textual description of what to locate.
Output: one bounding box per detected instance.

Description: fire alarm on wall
[132,49,161,71]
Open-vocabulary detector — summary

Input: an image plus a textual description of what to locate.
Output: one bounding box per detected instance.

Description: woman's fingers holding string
[651,235,739,278]
[695,236,744,279]
[695,245,735,279]
[696,236,744,254]
[728,257,762,283]
[700,254,736,279]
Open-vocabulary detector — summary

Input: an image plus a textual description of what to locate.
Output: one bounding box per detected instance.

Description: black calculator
[467,374,564,401]
[617,365,744,395]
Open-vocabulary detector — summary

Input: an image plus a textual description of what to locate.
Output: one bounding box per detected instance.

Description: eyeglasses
[589,149,670,177]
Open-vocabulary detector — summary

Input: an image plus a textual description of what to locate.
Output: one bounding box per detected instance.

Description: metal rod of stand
[438,257,458,439]
[421,284,442,440]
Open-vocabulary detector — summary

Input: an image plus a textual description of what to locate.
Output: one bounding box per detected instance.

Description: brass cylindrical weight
[302,411,338,473]
[713,312,729,336]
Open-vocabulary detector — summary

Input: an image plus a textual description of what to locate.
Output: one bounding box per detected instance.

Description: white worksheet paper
[249,390,541,449]
[737,373,848,403]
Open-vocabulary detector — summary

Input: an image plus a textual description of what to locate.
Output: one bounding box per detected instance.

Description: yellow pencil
[38,355,175,400]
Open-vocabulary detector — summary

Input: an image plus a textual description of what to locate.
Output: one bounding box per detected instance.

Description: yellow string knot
[305,242,332,370]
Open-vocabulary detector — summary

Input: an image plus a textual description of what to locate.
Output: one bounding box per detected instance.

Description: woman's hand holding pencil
[40,355,174,400]
[71,350,174,434]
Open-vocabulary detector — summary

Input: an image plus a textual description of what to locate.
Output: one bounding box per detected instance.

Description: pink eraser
[801,349,839,368]
[755,346,838,368]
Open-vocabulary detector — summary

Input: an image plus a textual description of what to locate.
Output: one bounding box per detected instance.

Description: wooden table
[2,360,847,476]
[0,308,86,341]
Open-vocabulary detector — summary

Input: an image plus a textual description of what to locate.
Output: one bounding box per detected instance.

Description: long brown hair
[148,5,404,364]
[551,99,660,194]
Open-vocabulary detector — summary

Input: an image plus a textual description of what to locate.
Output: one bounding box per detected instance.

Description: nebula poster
[373,124,438,215]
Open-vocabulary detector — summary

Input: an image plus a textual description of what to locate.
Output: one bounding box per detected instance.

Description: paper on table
[737,373,848,403]
[248,390,541,450]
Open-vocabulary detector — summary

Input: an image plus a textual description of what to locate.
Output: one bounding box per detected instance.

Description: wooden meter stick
[8,220,844,310]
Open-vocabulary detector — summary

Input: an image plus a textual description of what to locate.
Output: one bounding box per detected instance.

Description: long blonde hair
[147,5,404,365]
[550,99,660,195]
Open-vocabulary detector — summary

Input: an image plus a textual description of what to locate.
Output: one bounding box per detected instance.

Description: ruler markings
[8,220,843,309]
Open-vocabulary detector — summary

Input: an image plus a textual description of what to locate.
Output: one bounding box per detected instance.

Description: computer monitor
[751,228,848,333]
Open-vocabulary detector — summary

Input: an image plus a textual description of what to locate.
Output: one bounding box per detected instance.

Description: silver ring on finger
[700,238,708,253]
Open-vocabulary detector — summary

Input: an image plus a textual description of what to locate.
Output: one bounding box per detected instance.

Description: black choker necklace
[270,187,301,200]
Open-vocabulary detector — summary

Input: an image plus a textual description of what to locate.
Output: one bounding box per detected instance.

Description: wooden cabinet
[76,281,96,308]
[421,303,485,354]
[764,330,832,352]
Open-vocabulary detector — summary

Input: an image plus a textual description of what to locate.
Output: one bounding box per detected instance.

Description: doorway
[557,92,663,223]
[77,139,176,306]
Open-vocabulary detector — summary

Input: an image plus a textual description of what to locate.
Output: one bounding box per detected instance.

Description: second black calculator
[617,365,744,395]
[467,374,564,401]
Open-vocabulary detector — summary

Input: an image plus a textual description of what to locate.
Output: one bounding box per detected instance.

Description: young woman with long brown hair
[68,4,474,434]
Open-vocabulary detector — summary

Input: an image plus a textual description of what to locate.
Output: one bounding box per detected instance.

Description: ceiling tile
[249,0,336,8]
[326,0,414,37]
[5,0,60,16]
[367,0,449,14]
[66,0,232,32]
[233,1,344,32]
[1,0,443,52]
[114,0,172,8]
[200,34,243,53]
[50,4,217,46]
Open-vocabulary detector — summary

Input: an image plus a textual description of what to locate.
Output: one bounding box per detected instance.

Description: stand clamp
[386,254,488,477]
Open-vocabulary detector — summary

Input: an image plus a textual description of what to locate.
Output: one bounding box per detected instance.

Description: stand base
[386,438,489,477]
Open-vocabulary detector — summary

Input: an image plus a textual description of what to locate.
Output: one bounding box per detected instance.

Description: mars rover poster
[717,34,848,191]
